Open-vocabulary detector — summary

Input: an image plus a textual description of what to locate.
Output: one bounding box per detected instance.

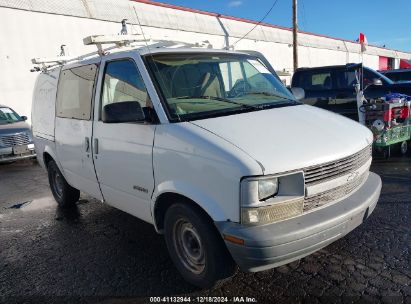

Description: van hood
[0,121,31,136]
[190,105,373,174]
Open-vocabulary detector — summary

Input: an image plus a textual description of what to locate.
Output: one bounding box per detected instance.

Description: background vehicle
[32,35,381,288]
[0,105,35,163]
[291,64,411,121]
[380,69,411,83]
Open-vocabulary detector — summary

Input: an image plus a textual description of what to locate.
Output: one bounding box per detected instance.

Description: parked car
[380,69,411,83]
[0,105,36,163]
[291,63,411,121]
[32,43,381,288]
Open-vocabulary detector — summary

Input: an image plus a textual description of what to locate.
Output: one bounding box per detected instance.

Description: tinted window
[335,70,357,89]
[0,107,22,124]
[385,71,411,82]
[101,59,150,111]
[295,71,333,91]
[56,64,97,120]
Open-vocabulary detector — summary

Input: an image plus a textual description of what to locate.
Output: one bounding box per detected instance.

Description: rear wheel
[164,203,236,288]
[47,160,79,207]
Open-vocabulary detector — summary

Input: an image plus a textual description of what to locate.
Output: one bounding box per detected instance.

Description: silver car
[0,105,36,163]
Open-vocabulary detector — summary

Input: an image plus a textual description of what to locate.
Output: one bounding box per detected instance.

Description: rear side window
[56,64,98,120]
[294,71,332,91]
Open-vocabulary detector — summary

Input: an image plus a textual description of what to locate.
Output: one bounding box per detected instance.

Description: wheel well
[154,193,212,232]
[43,152,53,167]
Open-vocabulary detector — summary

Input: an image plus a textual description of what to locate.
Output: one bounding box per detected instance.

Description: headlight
[258,178,278,200]
[240,172,304,226]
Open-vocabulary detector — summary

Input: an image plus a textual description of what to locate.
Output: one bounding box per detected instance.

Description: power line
[300,0,307,30]
[300,0,312,66]
[231,0,281,47]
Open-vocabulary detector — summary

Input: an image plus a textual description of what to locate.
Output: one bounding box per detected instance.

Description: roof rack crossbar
[30,35,215,72]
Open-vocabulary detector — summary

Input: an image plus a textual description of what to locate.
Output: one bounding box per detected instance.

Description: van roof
[380,69,411,74]
[38,45,252,71]
[138,47,247,56]
[295,63,362,72]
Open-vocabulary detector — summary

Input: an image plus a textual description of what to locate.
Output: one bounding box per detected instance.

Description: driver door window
[101,59,151,113]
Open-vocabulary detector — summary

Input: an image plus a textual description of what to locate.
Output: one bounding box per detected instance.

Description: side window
[335,70,356,89]
[243,59,279,94]
[297,71,332,91]
[101,59,150,111]
[56,64,97,120]
[219,61,244,91]
[310,72,332,90]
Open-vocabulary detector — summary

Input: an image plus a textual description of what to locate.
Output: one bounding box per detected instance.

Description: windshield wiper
[242,91,298,104]
[175,95,260,110]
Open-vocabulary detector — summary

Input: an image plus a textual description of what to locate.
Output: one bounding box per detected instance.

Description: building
[1,0,411,121]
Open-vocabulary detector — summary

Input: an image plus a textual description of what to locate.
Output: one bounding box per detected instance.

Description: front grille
[0,133,30,147]
[304,144,372,186]
[303,172,368,212]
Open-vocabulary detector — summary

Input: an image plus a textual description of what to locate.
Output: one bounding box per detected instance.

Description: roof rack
[31,32,215,72]
[83,34,147,55]
[31,56,74,65]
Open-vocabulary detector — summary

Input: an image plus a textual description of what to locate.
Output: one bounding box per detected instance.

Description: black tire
[383,146,391,160]
[47,160,80,207]
[399,141,408,156]
[164,203,236,288]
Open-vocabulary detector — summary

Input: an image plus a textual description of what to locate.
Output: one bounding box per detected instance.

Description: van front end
[216,144,382,272]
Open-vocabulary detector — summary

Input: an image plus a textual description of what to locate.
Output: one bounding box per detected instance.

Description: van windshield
[0,107,22,124]
[145,53,298,121]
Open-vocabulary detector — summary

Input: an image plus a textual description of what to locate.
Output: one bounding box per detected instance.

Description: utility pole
[292,0,298,72]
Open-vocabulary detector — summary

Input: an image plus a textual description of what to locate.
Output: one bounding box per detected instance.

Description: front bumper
[216,172,381,272]
[0,146,36,163]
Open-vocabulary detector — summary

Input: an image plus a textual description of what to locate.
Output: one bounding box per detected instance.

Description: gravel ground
[0,156,410,303]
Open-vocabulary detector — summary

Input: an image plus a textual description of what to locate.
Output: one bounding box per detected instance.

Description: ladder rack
[31,34,214,72]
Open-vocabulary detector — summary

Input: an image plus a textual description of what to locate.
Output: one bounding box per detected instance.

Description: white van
[32,39,381,288]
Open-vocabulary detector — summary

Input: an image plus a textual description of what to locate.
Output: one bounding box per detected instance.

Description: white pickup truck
[32,41,381,288]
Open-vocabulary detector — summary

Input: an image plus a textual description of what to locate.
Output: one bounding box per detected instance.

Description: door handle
[85,137,90,152]
[93,138,99,155]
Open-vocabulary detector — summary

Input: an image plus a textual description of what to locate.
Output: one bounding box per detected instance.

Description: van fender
[43,144,64,173]
[152,180,231,225]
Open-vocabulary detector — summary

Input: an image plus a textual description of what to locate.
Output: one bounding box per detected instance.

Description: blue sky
[157,0,411,52]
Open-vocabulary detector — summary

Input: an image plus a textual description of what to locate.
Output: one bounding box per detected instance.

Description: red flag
[359,32,368,45]
[359,32,368,52]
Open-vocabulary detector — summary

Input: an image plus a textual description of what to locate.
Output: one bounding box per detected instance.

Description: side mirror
[372,78,383,86]
[364,78,383,92]
[21,116,28,121]
[102,101,146,123]
[290,87,305,100]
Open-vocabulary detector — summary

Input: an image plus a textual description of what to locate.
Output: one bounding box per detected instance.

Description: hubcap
[173,219,205,274]
[401,141,408,155]
[53,169,64,198]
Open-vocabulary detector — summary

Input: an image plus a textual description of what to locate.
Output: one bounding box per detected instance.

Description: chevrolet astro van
[32,44,382,288]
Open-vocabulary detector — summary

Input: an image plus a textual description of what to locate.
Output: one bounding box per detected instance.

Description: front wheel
[400,141,408,156]
[164,203,236,288]
[47,160,80,207]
